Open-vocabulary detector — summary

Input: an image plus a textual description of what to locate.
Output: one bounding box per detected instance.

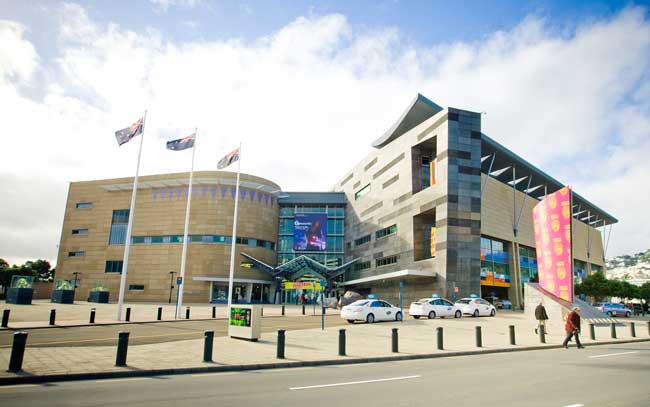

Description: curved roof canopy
[372,93,443,148]
[241,253,359,282]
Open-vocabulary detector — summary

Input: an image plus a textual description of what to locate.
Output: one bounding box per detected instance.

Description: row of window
[376,255,398,267]
[353,261,371,271]
[375,224,397,239]
[279,206,344,217]
[130,235,276,250]
[354,234,371,246]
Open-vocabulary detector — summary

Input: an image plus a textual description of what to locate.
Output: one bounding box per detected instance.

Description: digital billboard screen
[293,213,327,251]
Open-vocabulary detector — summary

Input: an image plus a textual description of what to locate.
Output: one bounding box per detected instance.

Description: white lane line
[191,371,242,377]
[289,375,421,390]
[588,351,640,359]
[563,404,584,407]
[95,377,150,383]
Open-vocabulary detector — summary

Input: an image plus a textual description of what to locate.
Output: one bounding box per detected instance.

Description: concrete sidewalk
[1,312,648,383]
[1,301,331,329]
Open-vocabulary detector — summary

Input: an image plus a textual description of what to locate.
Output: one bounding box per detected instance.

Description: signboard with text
[283,281,322,291]
[533,186,573,302]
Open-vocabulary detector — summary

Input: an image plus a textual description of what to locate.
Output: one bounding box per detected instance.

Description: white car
[409,297,462,319]
[340,298,403,323]
[456,297,496,317]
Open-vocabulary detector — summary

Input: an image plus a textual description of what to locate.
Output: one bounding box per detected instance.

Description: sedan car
[455,297,496,317]
[598,303,632,317]
[340,298,402,323]
[409,297,462,319]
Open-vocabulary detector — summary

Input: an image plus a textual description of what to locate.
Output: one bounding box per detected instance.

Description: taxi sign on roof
[431,294,440,298]
[470,294,478,298]
[367,294,377,299]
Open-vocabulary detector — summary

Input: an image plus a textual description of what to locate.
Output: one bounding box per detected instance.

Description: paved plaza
[1,303,648,380]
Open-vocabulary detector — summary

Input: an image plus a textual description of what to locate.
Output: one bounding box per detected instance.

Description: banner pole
[226,143,242,317]
[116,110,146,321]
[176,128,197,319]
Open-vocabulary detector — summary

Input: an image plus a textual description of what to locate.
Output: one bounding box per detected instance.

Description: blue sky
[1,1,649,265]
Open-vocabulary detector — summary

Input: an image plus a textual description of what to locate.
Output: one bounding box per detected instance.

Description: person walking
[562,306,585,349]
[534,300,549,335]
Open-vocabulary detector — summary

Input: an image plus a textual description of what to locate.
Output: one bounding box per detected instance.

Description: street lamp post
[72,272,81,298]
[169,271,176,304]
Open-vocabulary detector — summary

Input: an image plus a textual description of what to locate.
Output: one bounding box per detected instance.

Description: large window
[327,219,344,235]
[480,236,510,287]
[354,184,371,200]
[519,246,538,283]
[354,234,371,247]
[108,209,129,245]
[421,156,431,189]
[354,261,371,271]
[105,261,123,273]
[376,224,397,239]
[376,255,398,267]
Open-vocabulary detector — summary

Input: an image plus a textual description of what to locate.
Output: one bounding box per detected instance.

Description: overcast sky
[1,1,649,267]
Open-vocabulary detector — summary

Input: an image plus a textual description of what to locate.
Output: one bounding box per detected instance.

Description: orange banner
[533,186,573,302]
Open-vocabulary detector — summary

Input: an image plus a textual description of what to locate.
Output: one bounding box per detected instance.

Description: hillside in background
[606,249,650,283]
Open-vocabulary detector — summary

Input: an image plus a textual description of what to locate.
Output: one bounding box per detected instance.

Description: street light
[72,272,81,297]
[169,271,176,304]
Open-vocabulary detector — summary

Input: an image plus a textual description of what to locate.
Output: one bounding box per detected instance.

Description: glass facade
[480,236,510,287]
[108,209,129,245]
[421,156,431,189]
[277,203,345,267]
[574,259,587,283]
[519,245,538,284]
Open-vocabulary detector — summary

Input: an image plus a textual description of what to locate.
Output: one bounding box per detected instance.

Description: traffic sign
[177,277,183,285]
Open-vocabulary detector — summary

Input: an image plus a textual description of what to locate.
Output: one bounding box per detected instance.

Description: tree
[24,260,54,282]
[639,282,650,303]
[578,270,610,302]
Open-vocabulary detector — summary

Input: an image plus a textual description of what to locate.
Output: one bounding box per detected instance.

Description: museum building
[55,94,617,308]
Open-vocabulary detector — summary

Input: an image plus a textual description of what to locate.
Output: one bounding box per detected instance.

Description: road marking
[562,404,584,407]
[191,372,241,377]
[588,351,639,359]
[289,375,421,390]
[95,377,150,383]
[0,384,38,390]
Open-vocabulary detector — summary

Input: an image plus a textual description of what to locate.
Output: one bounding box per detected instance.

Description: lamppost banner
[533,186,573,302]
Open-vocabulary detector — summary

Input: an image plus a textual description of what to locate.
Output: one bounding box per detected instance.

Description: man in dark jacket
[562,307,585,349]
[534,301,549,334]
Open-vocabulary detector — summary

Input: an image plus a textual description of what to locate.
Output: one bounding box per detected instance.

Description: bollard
[436,327,444,350]
[115,332,130,367]
[186,307,190,319]
[203,331,214,362]
[475,326,482,348]
[323,307,326,315]
[302,304,305,315]
[509,325,516,345]
[282,305,285,316]
[1,309,9,328]
[89,308,96,324]
[630,322,636,338]
[212,306,216,319]
[539,324,546,344]
[125,307,131,322]
[8,332,28,372]
[647,321,650,336]
[589,323,596,340]
[277,330,286,359]
[49,309,56,326]
[157,307,163,321]
[611,322,617,339]
[338,329,346,356]
[261,307,264,317]
[392,328,399,353]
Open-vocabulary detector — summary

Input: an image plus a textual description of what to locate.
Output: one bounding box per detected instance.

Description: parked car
[409,296,462,319]
[340,296,402,323]
[456,297,496,317]
[598,303,632,317]
[632,303,643,316]
[494,299,512,310]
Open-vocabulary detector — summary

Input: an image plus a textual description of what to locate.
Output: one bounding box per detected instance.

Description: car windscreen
[349,300,369,306]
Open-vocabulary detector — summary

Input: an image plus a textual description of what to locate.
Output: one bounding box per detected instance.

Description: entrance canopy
[339,269,436,286]
[241,252,359,284]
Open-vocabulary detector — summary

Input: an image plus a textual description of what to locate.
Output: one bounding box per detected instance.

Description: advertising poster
[533,186,573,302]
[230,307,251,327]
[430,226,436,257]
[293,213,327,251]
[283,281,321,290]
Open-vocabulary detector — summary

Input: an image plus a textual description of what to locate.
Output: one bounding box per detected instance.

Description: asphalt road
[0,341,647,406]
[0,315,347,348]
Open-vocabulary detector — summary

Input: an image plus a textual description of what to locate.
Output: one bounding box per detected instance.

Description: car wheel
[607,311,613,317]
[428,311,436,319]
[396,312,403,322]
[347,319,355,324]
[413,315,420,319]
[473,309,479,317]
[626,312,631,318]
[455,310,462,318]
[366,313,375,324]
[490,309,496,317]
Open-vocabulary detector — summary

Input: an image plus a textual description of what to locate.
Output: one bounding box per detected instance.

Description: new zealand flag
[114,117,144,146]
[217,147,240,169]
[166,134,196,151]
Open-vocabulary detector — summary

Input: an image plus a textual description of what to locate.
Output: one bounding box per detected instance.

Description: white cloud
[149,0,203,14]
[0,5,649,266]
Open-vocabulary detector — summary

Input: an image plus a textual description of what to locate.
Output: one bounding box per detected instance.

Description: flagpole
[116,110,147,321]
[226,142,242,316]
[176,127,197,319]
